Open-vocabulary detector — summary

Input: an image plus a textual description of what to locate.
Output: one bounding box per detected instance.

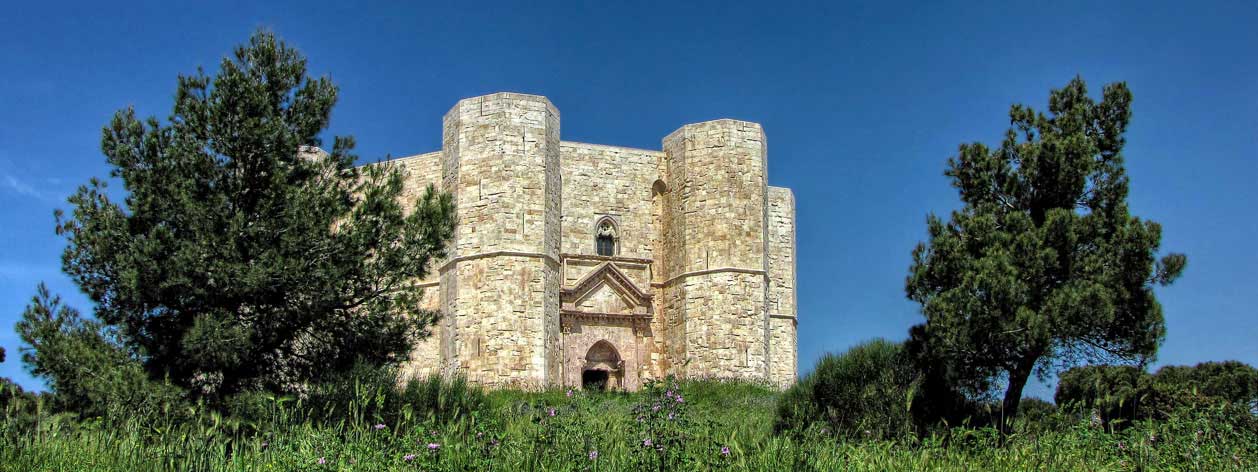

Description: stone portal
[581,340,622,390]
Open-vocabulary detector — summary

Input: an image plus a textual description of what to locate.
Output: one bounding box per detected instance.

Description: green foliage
[295,363,485,427]
[774,339,917,440]
[3,378,1257,471]
[15,284,188,422]
[1056,364,1147,430]
[906,77,1187,428]
[1057,361,1258,431]
[47,30,455,399]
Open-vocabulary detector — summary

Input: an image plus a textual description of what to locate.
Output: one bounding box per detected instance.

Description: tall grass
[2,377,1255,471]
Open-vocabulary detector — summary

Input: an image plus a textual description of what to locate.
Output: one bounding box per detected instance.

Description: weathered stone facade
[389,93,796,390]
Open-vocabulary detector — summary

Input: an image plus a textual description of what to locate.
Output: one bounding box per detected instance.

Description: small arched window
[595,218,617,256]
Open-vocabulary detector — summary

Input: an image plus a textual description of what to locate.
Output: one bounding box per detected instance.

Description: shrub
[774,339,917,440]
[1056,361,1258,431]
[1149,361,1258,414]
[1055,365,1146,431]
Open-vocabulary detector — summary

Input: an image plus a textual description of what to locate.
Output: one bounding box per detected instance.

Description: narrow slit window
[596,219,617,256]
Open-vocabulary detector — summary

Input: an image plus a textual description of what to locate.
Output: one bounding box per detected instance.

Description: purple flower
[589,450,599,460]
[675,395,684,403]
[665,390,674,398]
[427,443,441,451]
[317,457,326,465]
[643,438,653,447]
[567,389,574,397]
[403,454,416,462]
[652,404,660,412]
[374,423,387,430]
[1118,441,1126,451]
[548,407,557,417]
[721,446,731,456]
[667,412,675,420]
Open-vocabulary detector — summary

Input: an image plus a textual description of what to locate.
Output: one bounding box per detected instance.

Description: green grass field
[3,378,1254,471]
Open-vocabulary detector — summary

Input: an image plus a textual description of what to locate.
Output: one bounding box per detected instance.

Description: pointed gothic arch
[594,216,619,256]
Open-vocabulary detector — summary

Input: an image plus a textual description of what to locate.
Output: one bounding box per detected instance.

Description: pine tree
[906,77,1186,430]
[47,30,454,398]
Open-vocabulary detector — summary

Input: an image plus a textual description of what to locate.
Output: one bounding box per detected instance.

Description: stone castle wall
[377,93,796,390]
[767,187,798,387]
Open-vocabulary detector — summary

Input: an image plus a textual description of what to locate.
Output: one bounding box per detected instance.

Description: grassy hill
[2,377,1254,471]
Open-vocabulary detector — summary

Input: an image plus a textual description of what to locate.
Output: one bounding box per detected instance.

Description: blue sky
[1,1,1255,399]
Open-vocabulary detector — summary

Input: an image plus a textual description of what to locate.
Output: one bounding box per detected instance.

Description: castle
[389,92,796,390]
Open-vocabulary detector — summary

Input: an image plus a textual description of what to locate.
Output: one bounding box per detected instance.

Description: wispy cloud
[1,173,54,201]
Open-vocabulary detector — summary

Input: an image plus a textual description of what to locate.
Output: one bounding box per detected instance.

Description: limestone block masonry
[384,93,797,390]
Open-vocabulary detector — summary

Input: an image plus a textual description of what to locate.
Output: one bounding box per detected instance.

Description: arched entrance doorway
[582,340,623,391]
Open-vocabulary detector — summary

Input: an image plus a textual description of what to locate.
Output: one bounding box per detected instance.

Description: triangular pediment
[561,263,652,311]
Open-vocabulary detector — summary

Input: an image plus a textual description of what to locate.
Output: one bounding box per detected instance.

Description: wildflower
[427,443,441,451]
[720,446,731,456]
[317,457,326,465]
[567,389,574,397]
[665,390,674,399]
[589,450,599,460]
[476,431,484,439]
[260,441,269,449]
[490,439,500,447]
[643,438,654,447]
[403,454,416,462]
[548,407,557,417]
[667,412,675,420]
[374,423,387,430]
[652,404,661,412]
[1118,441,1127,451]
[1148,432,1158,444]
[675,395,684,403]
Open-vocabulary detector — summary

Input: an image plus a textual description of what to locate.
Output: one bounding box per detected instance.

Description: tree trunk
[1001,357,1037,435]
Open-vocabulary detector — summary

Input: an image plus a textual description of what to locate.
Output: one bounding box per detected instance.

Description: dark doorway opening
[582,369,609,391]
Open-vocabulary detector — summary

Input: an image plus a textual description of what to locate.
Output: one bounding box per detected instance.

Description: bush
[774,339,917,440]
[1056,361,1258,431]
[1055,365,1146,431]
[1149,361,1258,413]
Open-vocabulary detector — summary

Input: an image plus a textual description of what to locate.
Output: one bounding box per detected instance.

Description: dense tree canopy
[39,30,455,399]
[905,77,1186,429]
[1056,361,1258,429]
